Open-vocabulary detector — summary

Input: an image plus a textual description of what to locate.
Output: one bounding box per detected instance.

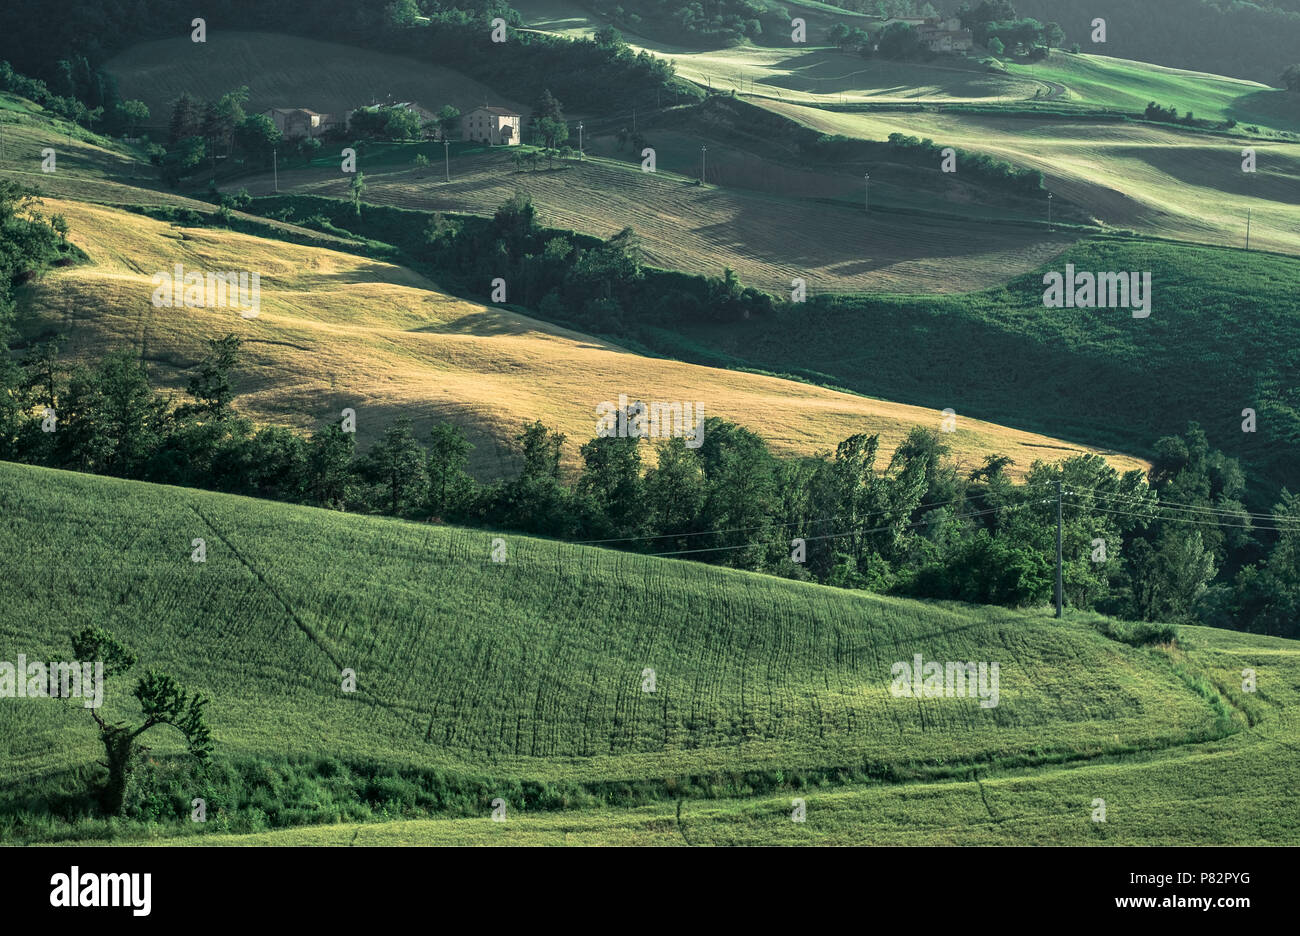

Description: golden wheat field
[18,199,1146,479]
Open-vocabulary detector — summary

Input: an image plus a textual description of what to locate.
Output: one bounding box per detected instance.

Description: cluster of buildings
[261,102,523,144]
[884,15,975,52]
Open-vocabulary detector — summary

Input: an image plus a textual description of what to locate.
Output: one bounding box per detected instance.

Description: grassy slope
[92,30,1073,294]
[15,197,1145,477]
[656,236,1300,493]
[5,462,1295,846]
[225,142,1076,295]
[1002,53,1299,132]
[760,98,1300,256]
[513,9,1300,257]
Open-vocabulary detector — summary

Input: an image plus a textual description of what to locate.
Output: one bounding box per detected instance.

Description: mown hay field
[230,145,1077,295]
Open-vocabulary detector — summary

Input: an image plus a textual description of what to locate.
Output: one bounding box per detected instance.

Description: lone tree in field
[350,171,366,217]
[184,333,242,418]
[72,626,212,816]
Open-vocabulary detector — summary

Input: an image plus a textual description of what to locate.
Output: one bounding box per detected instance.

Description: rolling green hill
[3,461,1296,845]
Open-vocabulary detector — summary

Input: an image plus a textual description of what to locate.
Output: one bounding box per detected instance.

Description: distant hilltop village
[261,101,521,143]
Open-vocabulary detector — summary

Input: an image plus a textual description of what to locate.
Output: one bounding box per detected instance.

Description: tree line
[3,329,1296,638]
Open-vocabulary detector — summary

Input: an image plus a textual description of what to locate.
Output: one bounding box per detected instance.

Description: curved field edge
[34,624,1299,846]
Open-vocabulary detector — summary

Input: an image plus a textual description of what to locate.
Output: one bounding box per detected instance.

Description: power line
[1064,497,1297,532]
[1065,485,1297,524]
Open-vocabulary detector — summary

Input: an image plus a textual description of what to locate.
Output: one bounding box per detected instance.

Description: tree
[386,0,420,27]
[519,419,565,482]
[234,113,281,164]
[58,351,168,477]
[307,423,357,509]
[535,89,564,122]
[877,22,923,58]
[535,116,569,150]
[383,107,423,140]
[1154,528,1217,621]
[20,335,66,408]
[1282,64,1300,92]
[987,36,1005,55]
[160,136,206,186]
[594,25,625,48]
[349,171,366,217]
[185,334,242,418]
[362,416,428,514]
[642,437,705,549]
[427,422,475,516]
[168,92,201,144]
[212,87,249,157]
[71,626,211,816]
[116,99,149,136]
[532,90,569,148]
[577,435,643,537]
[827,23,853,49]
[436,105,461,139]
[1229,490,1300,637]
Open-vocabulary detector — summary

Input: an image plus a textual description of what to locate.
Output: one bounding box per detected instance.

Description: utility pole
[1246,208,1251,251]
[444,139,450,182]
[1047,192,1053,232]
[578,121,583,157]
[1055,479,1063,619]
[272,147,278,193]
[864,172,870,212]
[700,145,706,184]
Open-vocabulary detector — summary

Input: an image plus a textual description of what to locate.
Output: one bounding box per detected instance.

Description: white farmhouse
[461,105,522,145]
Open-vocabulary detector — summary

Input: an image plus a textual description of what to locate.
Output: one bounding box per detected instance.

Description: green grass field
[2,462,1295,845]
[1002,53,1299,133]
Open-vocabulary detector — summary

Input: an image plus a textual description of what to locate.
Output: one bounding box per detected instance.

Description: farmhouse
[916,17,974,52]
[263,107,343,139]
[462,105,521,145]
